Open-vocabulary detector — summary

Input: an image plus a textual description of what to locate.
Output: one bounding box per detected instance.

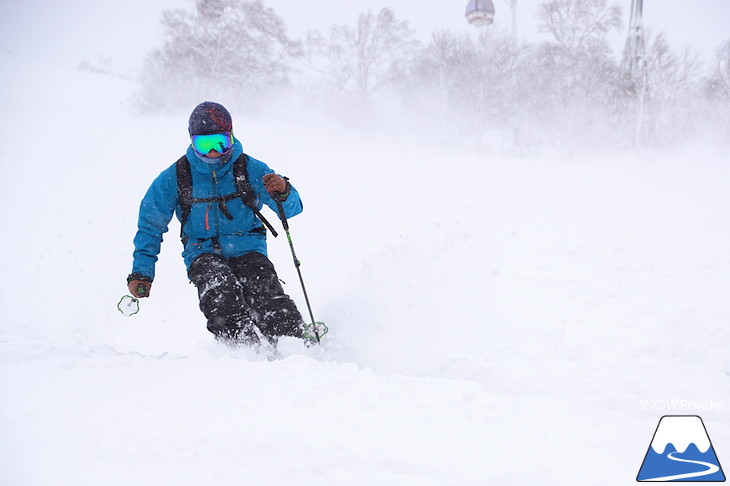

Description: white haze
[1,1,730,485]
[2,0,730,73]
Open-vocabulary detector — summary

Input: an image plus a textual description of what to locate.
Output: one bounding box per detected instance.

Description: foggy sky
[1,0,728,75]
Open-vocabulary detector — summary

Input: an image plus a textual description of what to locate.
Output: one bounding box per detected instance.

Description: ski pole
[273,194,325,343]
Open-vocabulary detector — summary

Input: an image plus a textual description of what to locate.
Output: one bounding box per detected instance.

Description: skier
[127,101,306,345]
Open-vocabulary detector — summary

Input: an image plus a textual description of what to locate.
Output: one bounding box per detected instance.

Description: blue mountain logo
[637,415,726,482]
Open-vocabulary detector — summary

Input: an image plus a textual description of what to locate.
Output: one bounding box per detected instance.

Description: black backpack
[175,154,278,244]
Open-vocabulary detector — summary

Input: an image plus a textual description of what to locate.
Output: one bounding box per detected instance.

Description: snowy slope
[1,50,730,485]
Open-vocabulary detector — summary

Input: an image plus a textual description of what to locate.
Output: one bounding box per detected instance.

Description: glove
[262,174,291,200]
[127,274,152,298]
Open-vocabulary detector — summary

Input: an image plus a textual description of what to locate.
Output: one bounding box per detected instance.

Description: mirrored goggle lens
[192,132,233,154]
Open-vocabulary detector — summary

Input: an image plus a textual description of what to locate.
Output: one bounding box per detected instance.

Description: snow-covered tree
[303,8,420,106]
[707,40,730,102]
[535,0,622,94]
[136,0,300,111]
[536,0,621,53]
[517,0,622,146]
[405,29,526,127]
[630,31,704,144]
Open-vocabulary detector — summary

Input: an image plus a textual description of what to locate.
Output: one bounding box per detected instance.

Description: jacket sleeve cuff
[277,177,291,201]
[127,273,153,283]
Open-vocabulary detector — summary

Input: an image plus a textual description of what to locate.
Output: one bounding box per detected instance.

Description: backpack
[175,154,278,244]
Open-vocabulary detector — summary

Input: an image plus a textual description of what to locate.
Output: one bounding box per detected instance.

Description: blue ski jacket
[131,138,302,281]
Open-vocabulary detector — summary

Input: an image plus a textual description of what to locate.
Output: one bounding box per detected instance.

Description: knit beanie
[188,102,233,135]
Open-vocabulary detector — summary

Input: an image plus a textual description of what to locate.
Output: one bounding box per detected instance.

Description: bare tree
[635,31,704,143]
[644,32,702,98]
[304,8,420,104]
[521,0,622,146]
[408,29,524,123]
[136,0,300,111]
[707,40,730,102]
[537,0,621,53]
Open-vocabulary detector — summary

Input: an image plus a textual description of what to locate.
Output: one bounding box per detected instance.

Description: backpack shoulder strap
[232,153,279,238]
[175,155,193,238]
[232,153,256,207]
[175,153,279,239]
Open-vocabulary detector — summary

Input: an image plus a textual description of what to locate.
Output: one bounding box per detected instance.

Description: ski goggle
[191,132,233,155]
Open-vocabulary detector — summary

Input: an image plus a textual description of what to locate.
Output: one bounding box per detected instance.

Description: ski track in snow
[641,452,720,481]
[1,51,730,486]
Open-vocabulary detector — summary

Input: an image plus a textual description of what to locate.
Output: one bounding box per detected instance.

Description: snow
[1,49,730,485]
[650,416,712,454]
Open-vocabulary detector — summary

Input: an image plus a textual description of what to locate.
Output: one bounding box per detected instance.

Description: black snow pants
[188,251,304,343]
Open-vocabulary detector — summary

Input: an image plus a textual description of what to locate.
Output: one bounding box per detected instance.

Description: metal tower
[622,0,646,85]
[622,0,648,145]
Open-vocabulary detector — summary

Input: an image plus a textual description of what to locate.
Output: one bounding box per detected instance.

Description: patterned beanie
[188,102,233,135]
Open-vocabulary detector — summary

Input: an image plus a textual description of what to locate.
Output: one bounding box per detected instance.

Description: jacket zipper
[211,170,220,235]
